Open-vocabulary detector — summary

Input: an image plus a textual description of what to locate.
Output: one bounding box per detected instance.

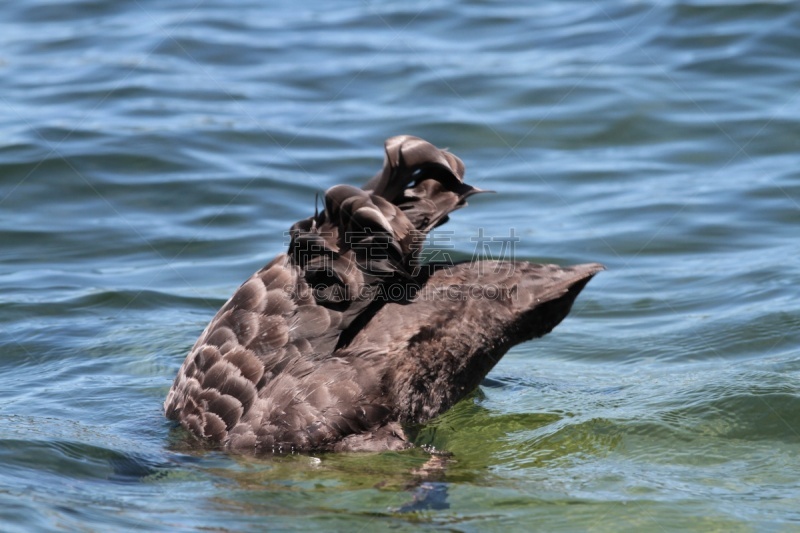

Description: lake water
[2,0,799,531]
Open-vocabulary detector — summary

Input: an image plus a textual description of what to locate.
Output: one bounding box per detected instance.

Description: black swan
[164,135,603,453]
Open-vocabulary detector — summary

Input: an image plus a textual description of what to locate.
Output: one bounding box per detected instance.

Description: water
[2,0,799,530]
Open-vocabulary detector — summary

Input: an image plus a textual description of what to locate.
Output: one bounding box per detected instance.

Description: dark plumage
[164,135,603,453]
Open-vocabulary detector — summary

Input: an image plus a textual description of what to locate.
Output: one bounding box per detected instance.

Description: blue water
[2,1,799,531]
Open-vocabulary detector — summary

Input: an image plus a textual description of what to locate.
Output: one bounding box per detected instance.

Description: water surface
[2,1,799,531]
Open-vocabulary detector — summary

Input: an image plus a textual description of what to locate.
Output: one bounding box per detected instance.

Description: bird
[164,135,604,453]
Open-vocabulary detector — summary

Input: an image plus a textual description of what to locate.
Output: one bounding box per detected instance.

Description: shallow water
[2,0,799,531]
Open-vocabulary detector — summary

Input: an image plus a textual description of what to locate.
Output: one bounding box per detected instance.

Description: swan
[164,135,603,453]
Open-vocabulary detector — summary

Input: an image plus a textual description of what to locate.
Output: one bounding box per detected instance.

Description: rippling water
[2,0,799,531]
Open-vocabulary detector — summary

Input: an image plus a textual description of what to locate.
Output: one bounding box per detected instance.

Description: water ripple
[2,0,800,530]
